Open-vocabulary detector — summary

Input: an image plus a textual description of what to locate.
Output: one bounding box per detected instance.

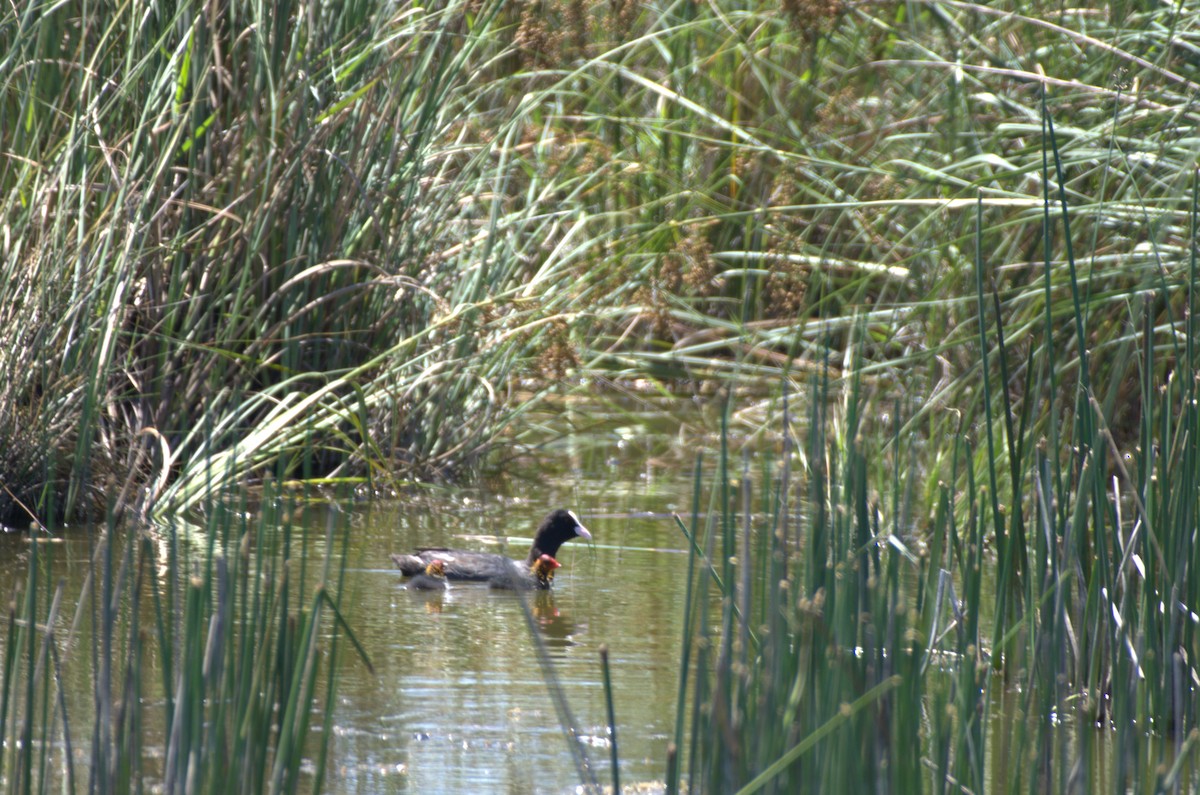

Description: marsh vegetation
[4,0,1200,791]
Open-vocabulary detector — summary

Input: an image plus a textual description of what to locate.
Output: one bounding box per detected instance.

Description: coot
[391,509,591,582]
[406,559,449,591]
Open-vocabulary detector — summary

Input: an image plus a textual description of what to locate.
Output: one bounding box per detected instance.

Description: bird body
[392,509,590,583]
[406,559,449,591]
[489,553,562,590]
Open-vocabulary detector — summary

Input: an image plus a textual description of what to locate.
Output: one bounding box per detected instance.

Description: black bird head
[527,509,591,563]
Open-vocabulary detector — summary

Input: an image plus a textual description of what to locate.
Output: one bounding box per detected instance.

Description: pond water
[2,391,1192,792]
[0,394,732,794]
[332,500,694,793]
[329,399,720,792]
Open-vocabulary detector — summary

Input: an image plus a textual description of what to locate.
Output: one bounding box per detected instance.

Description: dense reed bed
[669,238,1200,792]
[4,1,1198,525]
[0,484,368,794]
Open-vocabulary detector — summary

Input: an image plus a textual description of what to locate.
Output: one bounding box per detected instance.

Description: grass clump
[0,0,579,523]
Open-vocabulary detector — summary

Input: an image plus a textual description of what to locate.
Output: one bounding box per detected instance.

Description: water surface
[0,395,754,793]
[329,400,717,792]
[332,499,695,793]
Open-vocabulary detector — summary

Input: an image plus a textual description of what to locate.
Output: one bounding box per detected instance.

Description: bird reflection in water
[529,591,581,650]
[421,594,445,614]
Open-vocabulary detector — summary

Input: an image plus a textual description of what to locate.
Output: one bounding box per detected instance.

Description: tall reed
[669,213,1200,791]
[0,478,369,794]
[676,126,1200,782]
[4,1,1196,524]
